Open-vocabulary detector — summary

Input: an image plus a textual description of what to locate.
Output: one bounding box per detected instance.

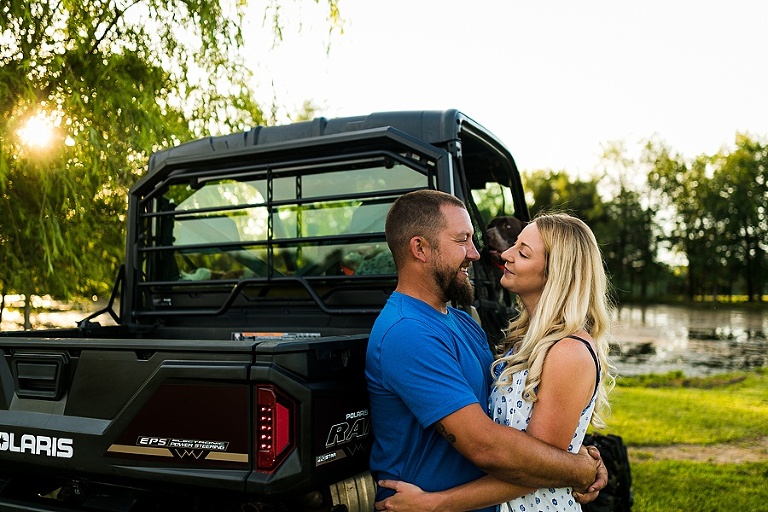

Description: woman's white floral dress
[489,337,599,512]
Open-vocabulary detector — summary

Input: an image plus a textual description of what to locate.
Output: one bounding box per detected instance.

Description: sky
[247,1,768,176]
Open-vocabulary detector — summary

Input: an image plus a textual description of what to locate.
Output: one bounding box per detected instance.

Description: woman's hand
[374,480,444,512]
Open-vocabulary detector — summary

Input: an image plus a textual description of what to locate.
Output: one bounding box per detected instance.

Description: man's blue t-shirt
[366,292,495,512]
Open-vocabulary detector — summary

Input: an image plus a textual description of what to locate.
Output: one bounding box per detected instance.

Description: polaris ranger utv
[0,110,529,511]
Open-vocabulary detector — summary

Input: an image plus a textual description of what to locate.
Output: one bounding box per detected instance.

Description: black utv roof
[145,109,516,180]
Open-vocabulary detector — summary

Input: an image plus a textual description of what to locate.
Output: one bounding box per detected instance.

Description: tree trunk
[745,258,756,302]
[24,292,32,331]
[687,265,695,301]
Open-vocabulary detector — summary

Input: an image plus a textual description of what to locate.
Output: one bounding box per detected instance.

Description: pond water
[611,304,768,377]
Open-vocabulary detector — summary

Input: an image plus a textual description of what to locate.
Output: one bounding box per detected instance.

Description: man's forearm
[474,426,595,490]
[436,405,599,491]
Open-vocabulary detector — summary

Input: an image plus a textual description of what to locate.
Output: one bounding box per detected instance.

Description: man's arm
[436,403,603,491]
[376,475,532,512]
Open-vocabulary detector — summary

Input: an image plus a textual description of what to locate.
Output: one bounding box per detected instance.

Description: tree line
[523,135,768,304]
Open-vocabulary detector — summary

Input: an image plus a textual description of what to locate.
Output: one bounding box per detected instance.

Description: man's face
[429,205,480,307]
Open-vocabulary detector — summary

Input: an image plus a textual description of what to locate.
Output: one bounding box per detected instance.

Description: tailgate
[0,334,370,498]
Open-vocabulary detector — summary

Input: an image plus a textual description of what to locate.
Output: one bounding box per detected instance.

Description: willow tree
[0,0,340,328]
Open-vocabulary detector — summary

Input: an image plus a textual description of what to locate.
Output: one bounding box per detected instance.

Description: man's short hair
[385,190,466,268]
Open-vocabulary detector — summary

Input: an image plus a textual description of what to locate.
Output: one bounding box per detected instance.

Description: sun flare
[17,113,57,149]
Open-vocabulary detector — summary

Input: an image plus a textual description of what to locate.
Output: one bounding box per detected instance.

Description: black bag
[581,432,634,512]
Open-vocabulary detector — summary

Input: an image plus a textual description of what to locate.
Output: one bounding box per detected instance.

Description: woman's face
[499,222,547,301]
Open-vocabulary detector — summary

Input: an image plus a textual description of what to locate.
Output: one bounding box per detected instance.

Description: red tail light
[255,385,294,471]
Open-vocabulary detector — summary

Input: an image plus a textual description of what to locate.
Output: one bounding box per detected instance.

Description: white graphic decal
[325,411,371,448]
[0,431,73,458]
[137,437,229,451]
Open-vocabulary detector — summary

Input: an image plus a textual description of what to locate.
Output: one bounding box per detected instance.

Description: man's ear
[409,236,429,263]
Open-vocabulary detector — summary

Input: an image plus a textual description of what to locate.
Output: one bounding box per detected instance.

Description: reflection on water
[611,304,768,377]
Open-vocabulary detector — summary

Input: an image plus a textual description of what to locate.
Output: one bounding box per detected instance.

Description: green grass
[630,461,768,512]
[593,368,768,512]
[605,369,768,445]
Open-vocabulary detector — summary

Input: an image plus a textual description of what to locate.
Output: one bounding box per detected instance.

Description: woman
[375,213,615,512]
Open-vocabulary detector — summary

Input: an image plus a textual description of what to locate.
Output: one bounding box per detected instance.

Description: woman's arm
[525,337,599,449]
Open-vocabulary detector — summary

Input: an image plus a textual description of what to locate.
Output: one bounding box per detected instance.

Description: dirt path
[629,436,768,463]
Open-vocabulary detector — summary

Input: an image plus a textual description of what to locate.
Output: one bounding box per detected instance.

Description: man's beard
[431,261,475,307]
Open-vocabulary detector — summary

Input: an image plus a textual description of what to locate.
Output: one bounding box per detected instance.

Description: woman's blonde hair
[493,212,615,428]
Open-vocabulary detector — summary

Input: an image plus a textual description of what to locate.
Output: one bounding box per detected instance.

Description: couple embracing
[366,190,613,512]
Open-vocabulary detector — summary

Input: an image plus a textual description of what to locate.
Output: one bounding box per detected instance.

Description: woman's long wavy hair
[492,213,615,429]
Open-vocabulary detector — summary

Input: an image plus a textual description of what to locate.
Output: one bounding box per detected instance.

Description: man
[366,190,605,511]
